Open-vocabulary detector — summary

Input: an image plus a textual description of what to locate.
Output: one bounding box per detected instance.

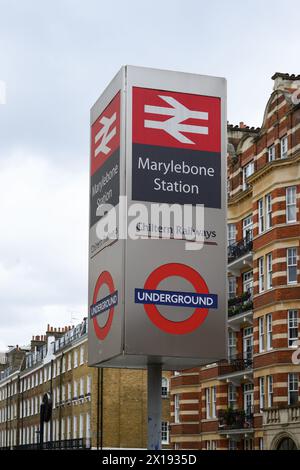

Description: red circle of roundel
[144,263,209,335]
[93,271,115,340]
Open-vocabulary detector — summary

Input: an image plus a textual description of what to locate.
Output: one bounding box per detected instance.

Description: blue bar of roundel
[90,291,118,319]
[134,288,218,309]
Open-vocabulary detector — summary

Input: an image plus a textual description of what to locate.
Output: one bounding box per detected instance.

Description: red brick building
[170,73,300,451]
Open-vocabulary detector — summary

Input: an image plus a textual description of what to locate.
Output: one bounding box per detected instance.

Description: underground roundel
[90,271,118,340]
[134,263,218,335]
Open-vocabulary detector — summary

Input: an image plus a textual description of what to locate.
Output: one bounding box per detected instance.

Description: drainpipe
[100,368,103,450]
[58,353,64,447]
[97,368,100,450]
[5,382,8,449]
[50,360,53,445]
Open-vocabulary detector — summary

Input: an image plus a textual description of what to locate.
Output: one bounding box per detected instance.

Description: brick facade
[170,72,300,451]
[0,320,171,449]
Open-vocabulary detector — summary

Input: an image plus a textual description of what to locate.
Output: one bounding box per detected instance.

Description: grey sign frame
[88,66,227,370]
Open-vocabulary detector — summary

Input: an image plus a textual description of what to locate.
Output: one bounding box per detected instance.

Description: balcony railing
[13,438,91,450]
[219,409,254,431]
[228,292,253,317]
[228,238,253,264]
[264,405,300,426]
[219,353,253,376]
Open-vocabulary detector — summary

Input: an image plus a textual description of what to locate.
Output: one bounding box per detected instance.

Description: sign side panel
[88,69,125,366]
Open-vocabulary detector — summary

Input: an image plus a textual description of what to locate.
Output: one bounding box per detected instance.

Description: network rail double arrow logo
[144,94,209,144]
[132,87,221,208]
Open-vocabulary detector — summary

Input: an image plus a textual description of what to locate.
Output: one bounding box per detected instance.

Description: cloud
[0,150,88,349]
[0,0,299,349]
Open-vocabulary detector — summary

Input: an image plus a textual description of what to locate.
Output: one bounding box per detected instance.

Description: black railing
[218,409,254,430]
[228,238,253,264]
[228,291,253,317]
[230,355,253,370]
[13,438,91,450]
[219,353,253,375]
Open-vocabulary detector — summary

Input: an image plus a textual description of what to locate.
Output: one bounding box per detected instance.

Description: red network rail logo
[132,87,221,153]
[91,92,120,176]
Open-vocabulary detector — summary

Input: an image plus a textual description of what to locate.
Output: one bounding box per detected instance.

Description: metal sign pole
[147,364,162,450]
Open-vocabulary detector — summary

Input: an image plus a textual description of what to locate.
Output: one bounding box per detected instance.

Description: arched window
[277,437,297,450]
[161,377,169,398]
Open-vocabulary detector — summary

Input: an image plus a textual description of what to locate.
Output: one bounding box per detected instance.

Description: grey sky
[0,0,299,349]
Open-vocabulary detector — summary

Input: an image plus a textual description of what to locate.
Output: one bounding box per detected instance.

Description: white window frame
[288,373,299,406]
[228,330,237,360]
[205,388,211,420]
[74,350,78,368]
[259,438,264,450]
[258,198,264,234]
[228,383,237,409]
[67,353,72,371]
[286,186,297,223]
[227,224,236,247]
[266,193,272,229]
[79,414,84,439]
[174,394,180,423]
[288,310,299,347]
[258,257,265,293]
[161,377,169,398]
[259,377,265,412]
[287,248,297,284]
[161,421,169,445]
[80,377,84,397]
[87,375,91,395]
[67,416,71,439]
[68,382,72,400]
[243,271,253,295]
[62,384,65,402]
[228,277,236,299]
[86,413,91,440]
[62,356,66,373]
[212,386,217,419]
[80,346,85,365]
[266,314,272,350]
[280,135,288,159]
[266,253,273,289]
[73,380,77,399]
[259,317,265,352]
[73,415,77,439]
[267,375,273,408]
[61,418,65,440]
[243,215,253,241]
[268,144,275,162]
[243,161,254,190]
